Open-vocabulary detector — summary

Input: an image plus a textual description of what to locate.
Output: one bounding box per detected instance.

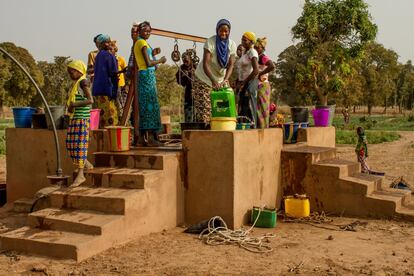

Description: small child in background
[66,60,94,186]
[355,127,370,174]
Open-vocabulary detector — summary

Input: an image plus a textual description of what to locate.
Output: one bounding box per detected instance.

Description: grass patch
[332,114,414,131]
[336,130,401,145]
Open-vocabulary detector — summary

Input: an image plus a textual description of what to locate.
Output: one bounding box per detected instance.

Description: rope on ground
[199,209,275,253]
[281,211,367,232]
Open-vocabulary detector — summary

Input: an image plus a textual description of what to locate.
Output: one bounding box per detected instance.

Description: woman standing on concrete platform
[92,35,119,127]
[193,19,237,124]
[255,37,275,129]
[134,21,167,146]
[237,32,259,128]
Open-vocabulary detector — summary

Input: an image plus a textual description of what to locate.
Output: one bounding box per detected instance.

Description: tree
[359,43,398,114]
[272,43,313,106]
[291,0,377,105]
[0,42,44,110]
[395,61,414,112]
[34,56,72,106]
[155,64,183,116]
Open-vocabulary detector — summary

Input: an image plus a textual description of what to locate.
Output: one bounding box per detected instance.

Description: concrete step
[314,159,360,177]
[0,226,101,260]
[85,167,162,189]
[345,173,382,191]
[365,190,403,217]
[380,187,412,206]
[13,198,36,213]
[395,207,414,222]
[27,208,122,235]
[282,146,336,163]
[49,187,145,215]
[94,149,179,170]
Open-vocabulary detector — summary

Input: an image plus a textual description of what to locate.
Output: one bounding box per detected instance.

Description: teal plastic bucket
[12,107,35,128]
[283,122,309,143]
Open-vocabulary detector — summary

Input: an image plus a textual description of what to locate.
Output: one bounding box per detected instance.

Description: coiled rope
[198,209,275,253]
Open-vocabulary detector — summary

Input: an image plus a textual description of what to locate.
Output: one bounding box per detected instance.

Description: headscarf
[93,34,103,43]
[256,37,267,49]
[67,60,87,117]
[215,19,231,68]
[96,34,110,44]
[243,32,257,44]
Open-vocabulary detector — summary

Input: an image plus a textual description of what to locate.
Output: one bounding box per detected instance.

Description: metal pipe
[0,47,63,176]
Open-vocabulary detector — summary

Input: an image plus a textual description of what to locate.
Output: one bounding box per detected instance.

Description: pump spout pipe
[0,47,63,177]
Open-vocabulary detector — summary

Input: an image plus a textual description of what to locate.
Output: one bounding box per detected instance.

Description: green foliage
[156,64,184,112]
[336,130,400,144]
[272,43,313,106]
[34,56,72,107]
[0,42,44,108]
[0,118,13,155]
[333,114,414,131]
[291,0,377,105]
[358,42,399,114]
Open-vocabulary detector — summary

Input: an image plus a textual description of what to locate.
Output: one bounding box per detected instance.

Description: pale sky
[0,0,413,64]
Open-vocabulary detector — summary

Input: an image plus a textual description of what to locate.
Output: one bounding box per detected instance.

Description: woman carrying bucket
[66,60,94,187]
[134,21,167,146]
[193,19,237,124]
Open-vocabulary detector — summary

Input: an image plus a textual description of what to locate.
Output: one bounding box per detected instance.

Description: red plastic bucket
[311,108,330,127]
[90,109,100,130]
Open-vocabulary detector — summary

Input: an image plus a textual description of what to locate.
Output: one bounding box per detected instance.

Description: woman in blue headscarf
[193,19,237,124]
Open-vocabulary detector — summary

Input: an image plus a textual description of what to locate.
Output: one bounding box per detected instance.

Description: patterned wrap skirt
[66,118,90,169]
[193,77,212,123]
[256,81,271,128]
[95,96,118,128]
[137,69,161,131]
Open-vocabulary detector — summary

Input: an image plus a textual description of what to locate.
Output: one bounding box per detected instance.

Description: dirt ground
[336,131,414,185]
[0,133,413,275]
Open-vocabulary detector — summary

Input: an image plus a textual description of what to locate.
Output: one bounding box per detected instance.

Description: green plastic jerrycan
[210,87,237,118]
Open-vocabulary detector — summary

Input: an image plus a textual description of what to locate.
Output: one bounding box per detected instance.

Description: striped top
[73,85,91,119]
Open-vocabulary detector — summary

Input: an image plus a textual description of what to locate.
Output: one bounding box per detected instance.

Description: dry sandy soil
[0,133,413,275]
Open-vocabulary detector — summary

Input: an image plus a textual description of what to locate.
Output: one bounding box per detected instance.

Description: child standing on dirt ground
[66,60,94,187]
[355,126,370,174]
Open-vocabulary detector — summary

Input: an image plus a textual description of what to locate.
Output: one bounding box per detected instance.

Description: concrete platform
[183,129,283,228]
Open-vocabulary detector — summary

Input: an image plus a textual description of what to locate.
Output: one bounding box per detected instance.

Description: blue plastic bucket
[12,107,35,128]
[282,122,309,143]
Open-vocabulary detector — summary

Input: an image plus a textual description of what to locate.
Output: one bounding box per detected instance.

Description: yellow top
[133,38,154,71]
[87,50,98,69]
[116,55,127,87]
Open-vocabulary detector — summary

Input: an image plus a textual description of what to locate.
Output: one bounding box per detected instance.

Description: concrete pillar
[183,129,283,228]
